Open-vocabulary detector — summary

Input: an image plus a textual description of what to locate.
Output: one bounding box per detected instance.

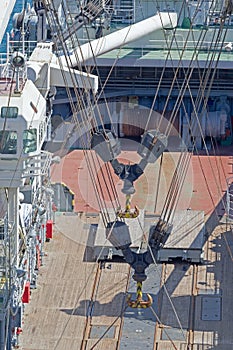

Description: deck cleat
[127,282,153,308]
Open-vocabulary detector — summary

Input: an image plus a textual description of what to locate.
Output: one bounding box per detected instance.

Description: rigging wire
[147,0,229,224]
[125,2,233,344]
[5,2,231,348]
[0,1,230,348]
[41,2,233,350]
[71,0,123,211]
[185,16,231,214]
[148,3,205,222]
[145,8,232,350]
[140,4,233,346]
[48,0,122,220]
[25,0,229,231]
[48,1,231,348]
[136,215,186,341]
[46,0,116,225]
[69,0,215,230]
[37,0,231,342]
[49,4,231,350]
[40,3,147,348]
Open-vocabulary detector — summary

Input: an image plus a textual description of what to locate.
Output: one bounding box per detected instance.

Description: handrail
[226,177,233,221]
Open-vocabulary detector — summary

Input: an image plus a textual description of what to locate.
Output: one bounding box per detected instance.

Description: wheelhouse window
[1,107,18,118]
[23,129,37,153]
[0,130,17,154]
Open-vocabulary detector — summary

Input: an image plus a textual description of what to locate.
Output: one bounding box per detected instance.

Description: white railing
[22,151,53,178]
[226,177,233,222]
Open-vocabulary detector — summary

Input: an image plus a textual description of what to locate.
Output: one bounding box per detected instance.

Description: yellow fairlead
[127,281,153,308]
[117,194,139,219]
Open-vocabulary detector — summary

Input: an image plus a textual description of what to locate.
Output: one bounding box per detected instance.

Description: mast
[34,1,47,41]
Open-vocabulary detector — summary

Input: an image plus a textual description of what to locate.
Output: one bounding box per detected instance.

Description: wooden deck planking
[155,222,233,350]
[156,341,187,350]
[86,339,118,350]
[193,224,233,348]
[158,264,193,330]
[84,263,129,348]
[20,215,98,350]
[20,148,233,349]
[89,265,129,323]
[20,214,130,350]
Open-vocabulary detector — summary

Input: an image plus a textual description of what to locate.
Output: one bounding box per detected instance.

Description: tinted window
[1,107,18,118]
[23,129,37,154]
[0,131,17,154]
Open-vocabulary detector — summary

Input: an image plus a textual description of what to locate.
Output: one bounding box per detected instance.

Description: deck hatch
[161,327,186,341]
[89,325,116,339]
[201,296,221,321]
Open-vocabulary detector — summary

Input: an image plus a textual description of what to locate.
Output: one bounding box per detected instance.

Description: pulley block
[137,129,167,163]
[91,130,121,162]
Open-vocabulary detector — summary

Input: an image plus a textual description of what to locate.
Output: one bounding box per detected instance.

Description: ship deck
[19,144,233,349]
[19,214,233,350]
[50,138,233,218]
[86,47,233,69]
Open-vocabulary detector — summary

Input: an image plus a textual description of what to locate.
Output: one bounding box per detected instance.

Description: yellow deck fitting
[117,194,139,219]
[127,281,153,308]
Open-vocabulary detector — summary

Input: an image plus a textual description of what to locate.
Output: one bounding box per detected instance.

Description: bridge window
[1,107,18,118]
[23,129,37,153]
[0,130,17,154]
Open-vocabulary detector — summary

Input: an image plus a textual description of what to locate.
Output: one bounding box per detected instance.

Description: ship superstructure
[8,0,231,151]
[0,2,99,345]
[53,0,233,151]
[0,49,54,348]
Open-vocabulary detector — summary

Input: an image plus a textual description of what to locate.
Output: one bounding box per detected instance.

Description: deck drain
[89,325,116,339]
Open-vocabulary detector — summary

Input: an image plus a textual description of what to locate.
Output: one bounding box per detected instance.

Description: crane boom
[0,0,16,44]
[61,12,177,67]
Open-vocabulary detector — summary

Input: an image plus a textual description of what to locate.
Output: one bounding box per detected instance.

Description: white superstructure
[0,0,16,44]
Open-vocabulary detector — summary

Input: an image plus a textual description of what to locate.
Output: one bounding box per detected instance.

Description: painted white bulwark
[0,0,16,44]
